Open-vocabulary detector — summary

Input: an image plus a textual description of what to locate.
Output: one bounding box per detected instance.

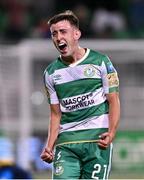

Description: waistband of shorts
[55,128,108,146]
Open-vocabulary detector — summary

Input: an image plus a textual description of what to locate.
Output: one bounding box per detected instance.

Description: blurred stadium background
[0,0,144,179]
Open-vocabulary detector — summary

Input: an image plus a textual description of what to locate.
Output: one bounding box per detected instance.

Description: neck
[61,47,86,64]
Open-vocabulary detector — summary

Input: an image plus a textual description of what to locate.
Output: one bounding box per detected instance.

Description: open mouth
[58,43,67,51]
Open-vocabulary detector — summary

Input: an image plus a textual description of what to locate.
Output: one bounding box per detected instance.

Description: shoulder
[44,58,60,76]
[89,49,109,65]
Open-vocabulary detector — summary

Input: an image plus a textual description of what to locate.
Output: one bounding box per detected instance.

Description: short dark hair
[48,10,79,29]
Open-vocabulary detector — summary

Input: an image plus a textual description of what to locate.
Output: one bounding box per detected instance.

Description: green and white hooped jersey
[44,49,119,146]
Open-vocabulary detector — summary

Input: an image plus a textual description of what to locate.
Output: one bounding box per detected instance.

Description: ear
[74,29,81,40]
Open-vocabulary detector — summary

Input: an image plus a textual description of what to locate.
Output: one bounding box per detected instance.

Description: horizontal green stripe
[109,86,119,93]
[61,101,109,124]
[56,128,108,146]
[55,78,102,99]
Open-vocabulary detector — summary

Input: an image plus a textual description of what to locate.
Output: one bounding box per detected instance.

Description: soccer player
[40,10,120,179]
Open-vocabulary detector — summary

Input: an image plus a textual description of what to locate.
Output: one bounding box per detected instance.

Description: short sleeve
[101,55,119,94]
[43,70,59,104]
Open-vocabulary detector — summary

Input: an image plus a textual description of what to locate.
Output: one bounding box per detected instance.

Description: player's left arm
[98,55,120,148]
[107,92,120,141]
[98,92,120,148]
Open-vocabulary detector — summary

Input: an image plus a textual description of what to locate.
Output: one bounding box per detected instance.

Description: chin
[61,52,69,57]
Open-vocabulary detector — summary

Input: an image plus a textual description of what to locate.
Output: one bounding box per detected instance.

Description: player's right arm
[41,69,61,163]
[40,104,61,163]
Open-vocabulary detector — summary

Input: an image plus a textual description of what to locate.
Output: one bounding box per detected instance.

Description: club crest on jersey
[54,163,64,176]
[84,65,95,77]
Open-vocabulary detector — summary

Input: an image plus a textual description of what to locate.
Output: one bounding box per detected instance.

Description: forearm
[45,104,61,151]
[46,120,59,150]
[108,94,120,140]
[41,110,61,163]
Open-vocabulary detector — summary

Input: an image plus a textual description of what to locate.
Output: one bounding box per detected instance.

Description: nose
[56,32,62,41]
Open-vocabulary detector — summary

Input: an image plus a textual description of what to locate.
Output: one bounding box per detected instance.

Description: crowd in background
[0,0,144,43]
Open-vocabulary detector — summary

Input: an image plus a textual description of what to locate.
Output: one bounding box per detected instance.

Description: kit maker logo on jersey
[84,65,96,77]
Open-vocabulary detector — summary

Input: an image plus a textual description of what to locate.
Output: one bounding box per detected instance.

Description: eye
[60,29,67,34]
[51,32,57,37]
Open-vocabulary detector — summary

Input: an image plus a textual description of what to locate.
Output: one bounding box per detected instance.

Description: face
[50,20,81,57]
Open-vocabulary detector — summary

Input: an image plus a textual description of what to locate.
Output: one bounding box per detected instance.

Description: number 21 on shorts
[91,163,108,179]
